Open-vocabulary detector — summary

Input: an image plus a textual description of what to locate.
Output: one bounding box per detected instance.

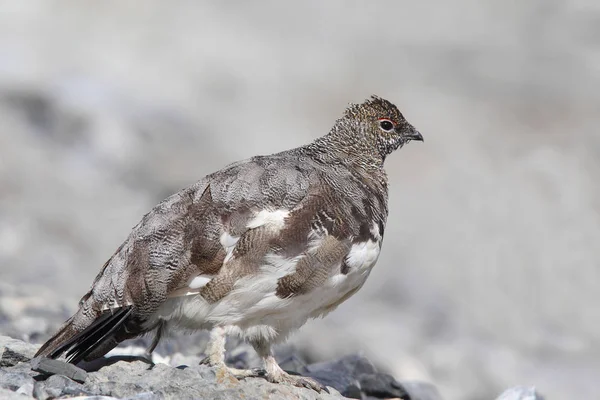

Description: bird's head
[331,96,423,162]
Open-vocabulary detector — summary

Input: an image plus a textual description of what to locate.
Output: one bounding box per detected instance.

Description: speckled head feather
[343,95,404,122]
[312,95,423,169]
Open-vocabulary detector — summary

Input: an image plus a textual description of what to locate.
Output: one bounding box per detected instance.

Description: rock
[0,368,35,393]
[31,356,88,383]
[304,354,409,399]
[0,387,31,400]
[0,335,37,367]
[16,381,34,397]
[0,347,31,368]
[359,373,410,399]
[81,361,342,400]
[33,374,92,400]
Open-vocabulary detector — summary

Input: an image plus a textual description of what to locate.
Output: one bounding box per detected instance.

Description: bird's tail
[35,306,134,364]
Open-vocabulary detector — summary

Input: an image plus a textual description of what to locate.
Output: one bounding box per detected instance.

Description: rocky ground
[0,335,430,400]
[1,334,545,400]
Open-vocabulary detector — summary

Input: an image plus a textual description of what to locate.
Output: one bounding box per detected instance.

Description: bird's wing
[85,156,315,310]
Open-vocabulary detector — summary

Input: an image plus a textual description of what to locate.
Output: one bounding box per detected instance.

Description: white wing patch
[167,274,215,298]
[246,209,289,230]
[345,239,381,271]
[189,275,213,289]
[220,232,239,263]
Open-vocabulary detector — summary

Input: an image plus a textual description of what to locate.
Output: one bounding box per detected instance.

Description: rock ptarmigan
[35,96,423,391]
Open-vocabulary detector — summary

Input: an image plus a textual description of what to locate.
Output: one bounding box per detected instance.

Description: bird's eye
[379,119,394,132]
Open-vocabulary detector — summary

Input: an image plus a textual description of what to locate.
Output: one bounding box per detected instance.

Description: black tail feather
[40,306,134,364]
[64,307,133,364]
[45,310,113,359]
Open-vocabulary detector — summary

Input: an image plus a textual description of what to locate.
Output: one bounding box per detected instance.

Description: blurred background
[1,1,599,399]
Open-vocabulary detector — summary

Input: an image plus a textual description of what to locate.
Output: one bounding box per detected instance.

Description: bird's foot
[266,370,329,393]
[199,357,263,380]
[140,351,155,365]
[228,366,264,379]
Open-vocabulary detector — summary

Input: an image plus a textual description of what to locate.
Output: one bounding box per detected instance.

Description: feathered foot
[252,340,329,393]
[204,327,328,392]
[263,359,328,392]
[202,327,261,380]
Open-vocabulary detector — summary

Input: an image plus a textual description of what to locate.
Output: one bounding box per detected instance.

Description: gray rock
[31,356,88,383]
[48,397,121,400]
[0,335,38,367]
[305,354,409,399]
[81,361,343,400]
[16,382,34,397]
[33,374,92,400]
[0,348,31,368]
[359,373,409,399]
[124,393,163,400]
[0,369,35,392]
[0,387,33,400]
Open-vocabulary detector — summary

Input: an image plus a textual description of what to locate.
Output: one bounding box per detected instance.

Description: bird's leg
[251,339,329,393]
[201,327,260,379]
[142,322,164,362]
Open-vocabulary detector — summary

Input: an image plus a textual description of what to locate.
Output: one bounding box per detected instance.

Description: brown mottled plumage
[36,96,423,392]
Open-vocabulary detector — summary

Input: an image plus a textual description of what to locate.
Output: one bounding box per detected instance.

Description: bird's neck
[303,131,389,188]
[307,128,384,167]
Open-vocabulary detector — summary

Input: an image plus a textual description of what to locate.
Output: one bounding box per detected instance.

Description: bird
[35,95,423,392]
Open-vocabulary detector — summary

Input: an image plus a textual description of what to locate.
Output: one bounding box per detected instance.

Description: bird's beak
[405,126,424,142]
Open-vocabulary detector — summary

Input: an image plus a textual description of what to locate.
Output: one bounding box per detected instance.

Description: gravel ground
[1,335,447,400]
